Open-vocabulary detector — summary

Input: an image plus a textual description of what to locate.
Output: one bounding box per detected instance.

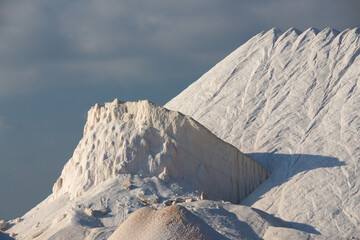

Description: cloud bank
[0,0,358,97]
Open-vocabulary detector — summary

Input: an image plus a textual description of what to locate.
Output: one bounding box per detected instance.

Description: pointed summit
[305,27,320,34]
[320,27,340,36]
[263,27,283,42]
[285,27,301,35]
[352,27,360,34]
[268,27,283,35]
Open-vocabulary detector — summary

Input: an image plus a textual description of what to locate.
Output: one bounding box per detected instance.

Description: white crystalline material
[108,205,227,240]
[166,27,360,237]
[53,99,269,203]
[136,191,160,205]
[263,227,327,240]
[9,173,297,240]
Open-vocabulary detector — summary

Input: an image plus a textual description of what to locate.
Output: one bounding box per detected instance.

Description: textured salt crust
[8,174,309,240]
[53,99,269,203]
[166,27,360,237]
[7,175,204,240]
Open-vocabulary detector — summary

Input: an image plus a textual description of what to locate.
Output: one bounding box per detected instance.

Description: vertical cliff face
[52,99,269,203]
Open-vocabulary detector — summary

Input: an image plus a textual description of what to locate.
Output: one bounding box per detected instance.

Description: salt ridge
[166,27,360,237]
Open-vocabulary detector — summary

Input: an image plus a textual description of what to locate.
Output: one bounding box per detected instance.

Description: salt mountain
[2,27,359,239]
[166,27,360,237]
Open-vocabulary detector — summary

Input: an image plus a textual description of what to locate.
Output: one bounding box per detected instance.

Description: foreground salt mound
[7,175,203,239]
[108,200,321,240]
[53,99,269,203]
[108,205,226,240]
[7,176,316,240]
[166,27,360,237]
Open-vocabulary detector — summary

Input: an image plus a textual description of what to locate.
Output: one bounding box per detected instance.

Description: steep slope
[166,27,360,237]
[5,100,271,239]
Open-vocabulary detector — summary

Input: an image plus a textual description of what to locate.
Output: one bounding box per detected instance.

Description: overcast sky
[0,0,359,220]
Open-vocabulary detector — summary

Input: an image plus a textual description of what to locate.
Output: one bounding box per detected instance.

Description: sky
[0,0,359,220]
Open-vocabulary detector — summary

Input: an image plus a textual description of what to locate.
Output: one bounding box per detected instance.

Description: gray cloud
[0,0,247,96]
[250,0,360,31]
[1,0,358,98]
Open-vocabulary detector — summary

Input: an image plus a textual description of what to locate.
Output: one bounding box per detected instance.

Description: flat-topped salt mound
[108,205,227,240]
[53,99,269,203]
[5,99,271,239]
